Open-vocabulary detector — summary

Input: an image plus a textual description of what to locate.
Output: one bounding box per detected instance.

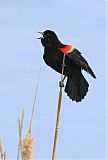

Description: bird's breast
[43,48,63,63]
[43,48,64,74]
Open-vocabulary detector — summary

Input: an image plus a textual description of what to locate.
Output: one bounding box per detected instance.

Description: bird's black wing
[67,49,96,78]
[67,49,89,70]
[59,47,96,78]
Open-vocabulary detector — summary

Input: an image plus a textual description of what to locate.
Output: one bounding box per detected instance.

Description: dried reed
[29,69,41,134]
[21,69,41,160]
[52,54,65,160]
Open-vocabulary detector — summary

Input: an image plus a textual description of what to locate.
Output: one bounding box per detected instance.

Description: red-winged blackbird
[38,30,96,102]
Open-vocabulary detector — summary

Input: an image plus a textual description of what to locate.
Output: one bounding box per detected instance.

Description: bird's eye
[44,33,50,38]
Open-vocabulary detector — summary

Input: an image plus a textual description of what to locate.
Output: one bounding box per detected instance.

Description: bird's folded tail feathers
[65,74,89,102]
[87,65,96,79]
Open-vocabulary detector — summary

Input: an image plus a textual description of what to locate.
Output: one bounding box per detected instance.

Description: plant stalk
[52,54,65,160]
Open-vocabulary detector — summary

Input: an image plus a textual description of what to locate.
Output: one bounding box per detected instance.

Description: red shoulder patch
[59,45,74,55]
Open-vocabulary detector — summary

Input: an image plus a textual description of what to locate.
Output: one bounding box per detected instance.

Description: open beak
[37,32,44,39]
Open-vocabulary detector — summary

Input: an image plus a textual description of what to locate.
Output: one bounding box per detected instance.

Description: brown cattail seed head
[21,133,34,160]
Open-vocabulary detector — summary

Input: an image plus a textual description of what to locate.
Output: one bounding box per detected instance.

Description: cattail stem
[52,54,65,160]
[29,69,41,134]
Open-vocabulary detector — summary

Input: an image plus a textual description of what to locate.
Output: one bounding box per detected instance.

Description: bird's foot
[59,81,64,87]
[61,64,67,67]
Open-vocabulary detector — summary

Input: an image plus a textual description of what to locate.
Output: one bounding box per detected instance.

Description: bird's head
[38,30,62,48]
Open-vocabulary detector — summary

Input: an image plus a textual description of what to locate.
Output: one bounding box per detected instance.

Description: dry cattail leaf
[17,109,24,160]
[29,69,41,134]
[21,133,34,160]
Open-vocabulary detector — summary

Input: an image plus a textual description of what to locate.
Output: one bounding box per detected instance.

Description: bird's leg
[59,55,66,87]
[62,76,66,82]
[59,76,66,87]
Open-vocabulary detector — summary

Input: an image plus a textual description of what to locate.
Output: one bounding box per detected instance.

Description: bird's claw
[61,64,66,67]
[59,81,64,87]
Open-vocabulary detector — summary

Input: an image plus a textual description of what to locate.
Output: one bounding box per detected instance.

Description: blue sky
[0,0,106,159]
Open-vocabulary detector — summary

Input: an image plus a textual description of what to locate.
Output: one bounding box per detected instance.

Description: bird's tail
[65,73,89,102]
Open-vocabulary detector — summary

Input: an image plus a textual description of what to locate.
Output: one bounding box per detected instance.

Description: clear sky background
[0,0,106,159]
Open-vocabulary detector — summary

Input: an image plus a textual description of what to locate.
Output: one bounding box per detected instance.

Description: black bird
[38,30,96,102]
